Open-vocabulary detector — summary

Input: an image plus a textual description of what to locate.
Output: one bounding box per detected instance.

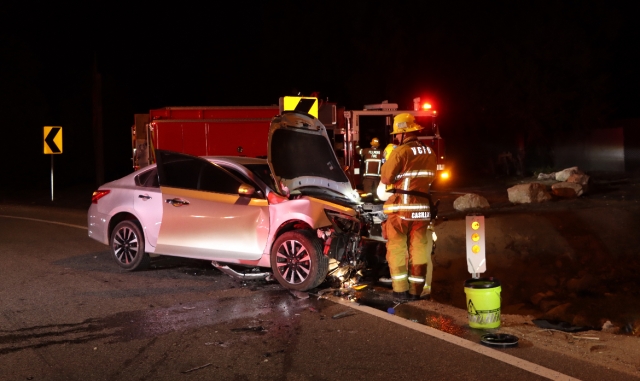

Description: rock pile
[507,166,591,203]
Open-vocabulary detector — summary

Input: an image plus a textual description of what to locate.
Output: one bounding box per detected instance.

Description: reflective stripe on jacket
[380,137,437,221]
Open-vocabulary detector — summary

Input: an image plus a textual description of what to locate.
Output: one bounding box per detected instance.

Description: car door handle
[165,198,190,207]
[138,194,152,200]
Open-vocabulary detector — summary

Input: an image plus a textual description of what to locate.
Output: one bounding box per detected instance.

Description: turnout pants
[385,214,433,295]
[362,176,380,200]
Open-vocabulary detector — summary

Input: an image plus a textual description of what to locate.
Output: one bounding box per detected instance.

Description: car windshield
[245,164,276,190]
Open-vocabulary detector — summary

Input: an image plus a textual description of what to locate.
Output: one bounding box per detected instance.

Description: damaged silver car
[88,111,372,291]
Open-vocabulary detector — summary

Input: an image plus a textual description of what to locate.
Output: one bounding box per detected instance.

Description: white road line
[0,215,87,230]
[333,298,581,381]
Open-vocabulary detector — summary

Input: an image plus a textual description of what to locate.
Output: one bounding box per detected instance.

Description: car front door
[154,151,269,260]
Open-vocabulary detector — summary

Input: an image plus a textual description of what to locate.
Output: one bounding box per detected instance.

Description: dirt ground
[415,170,640,376]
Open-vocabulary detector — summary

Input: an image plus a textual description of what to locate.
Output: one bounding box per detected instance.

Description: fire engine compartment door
[154,150,269,260]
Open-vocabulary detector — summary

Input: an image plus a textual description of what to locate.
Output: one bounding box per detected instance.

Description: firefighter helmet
[370,137,380,148]
[383,143,397,161]
[391,113,423,135]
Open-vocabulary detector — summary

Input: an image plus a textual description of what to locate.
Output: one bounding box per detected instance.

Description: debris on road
[181,363,212,374]
[312,288,334,300]
[332,310,356,319]
[289,290,309,299]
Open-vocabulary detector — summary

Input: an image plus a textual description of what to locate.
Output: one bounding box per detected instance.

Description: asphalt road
[0,204,637,381]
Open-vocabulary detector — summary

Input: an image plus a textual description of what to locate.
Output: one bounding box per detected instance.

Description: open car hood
[268,112,361,205]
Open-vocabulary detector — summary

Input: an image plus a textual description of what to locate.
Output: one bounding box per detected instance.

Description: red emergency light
[422,103,432,110]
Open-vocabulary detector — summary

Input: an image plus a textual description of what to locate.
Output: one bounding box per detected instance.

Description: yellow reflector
[472,233,480,242]
[472,221,480,230]
[472,245,481,254]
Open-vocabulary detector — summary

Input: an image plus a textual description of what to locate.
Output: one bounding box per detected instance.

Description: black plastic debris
[480,333,519,348]
[532,319,596,333]
[230,326,266,332]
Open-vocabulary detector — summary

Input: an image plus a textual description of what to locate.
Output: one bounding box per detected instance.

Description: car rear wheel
[110,220,150,271]
[270,230,328,291]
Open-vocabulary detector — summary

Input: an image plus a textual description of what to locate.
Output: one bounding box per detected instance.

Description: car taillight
[92,190,111,204]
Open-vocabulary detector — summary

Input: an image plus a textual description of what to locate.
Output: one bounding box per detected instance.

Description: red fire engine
[131,97,448,187]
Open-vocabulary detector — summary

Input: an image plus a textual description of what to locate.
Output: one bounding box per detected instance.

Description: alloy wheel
[113,226,139,265]
[275,239,311,284]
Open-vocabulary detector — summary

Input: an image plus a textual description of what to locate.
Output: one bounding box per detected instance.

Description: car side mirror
[238,183,255,197]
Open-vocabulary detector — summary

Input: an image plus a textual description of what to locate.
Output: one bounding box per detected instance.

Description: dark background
[1,1,638,191]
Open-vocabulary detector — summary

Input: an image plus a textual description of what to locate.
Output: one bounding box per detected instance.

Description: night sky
[1,1,638,190]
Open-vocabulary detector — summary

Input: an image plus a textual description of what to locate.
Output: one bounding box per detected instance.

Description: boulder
[539,299,562,313]
[544,275,558,287]
[551,182,584,198]
[537,172,556,180]
[566,273,595,293]
[567,173,590,186]
[453,193,490,211]
[544,302,571,318]
[555,167,582,182]
[507,183,552,204]
[530,292,547,306]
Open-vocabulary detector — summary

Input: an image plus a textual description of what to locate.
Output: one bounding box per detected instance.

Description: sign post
[44,126,63,201]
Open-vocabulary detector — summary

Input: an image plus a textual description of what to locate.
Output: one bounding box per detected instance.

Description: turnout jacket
[360,148,382,177]
[380,136,437,221]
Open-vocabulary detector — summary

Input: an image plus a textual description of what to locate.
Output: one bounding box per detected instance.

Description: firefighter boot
[408,264,427,300]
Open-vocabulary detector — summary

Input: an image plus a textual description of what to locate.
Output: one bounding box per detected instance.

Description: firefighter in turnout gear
[380,113,437,300]
[359,137,382,201]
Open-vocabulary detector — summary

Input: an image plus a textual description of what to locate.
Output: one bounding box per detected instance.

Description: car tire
[270,230,328,291]
[110,220,150,271]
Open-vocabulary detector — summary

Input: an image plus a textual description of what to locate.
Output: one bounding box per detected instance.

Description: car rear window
[135,168,159,188]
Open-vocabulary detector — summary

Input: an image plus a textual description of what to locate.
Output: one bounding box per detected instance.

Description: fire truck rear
[130,97,448,188]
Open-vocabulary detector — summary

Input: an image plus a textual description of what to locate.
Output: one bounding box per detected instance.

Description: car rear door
[154,151,269,260]
[132,167,163,248]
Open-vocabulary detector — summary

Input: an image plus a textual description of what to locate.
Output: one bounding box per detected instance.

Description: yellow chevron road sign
[44,126,63,154]
[282,97,319,118]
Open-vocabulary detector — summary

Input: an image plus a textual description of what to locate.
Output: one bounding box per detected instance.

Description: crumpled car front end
[266,111,366,290]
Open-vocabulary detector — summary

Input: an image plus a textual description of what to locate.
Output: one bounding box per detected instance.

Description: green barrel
[464,278,501,329]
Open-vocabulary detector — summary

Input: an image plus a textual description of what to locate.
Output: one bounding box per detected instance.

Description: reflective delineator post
[466,214,486,278]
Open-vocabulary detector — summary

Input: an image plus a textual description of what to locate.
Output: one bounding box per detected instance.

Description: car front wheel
[270,230,328,291]
[110,220,150,271]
